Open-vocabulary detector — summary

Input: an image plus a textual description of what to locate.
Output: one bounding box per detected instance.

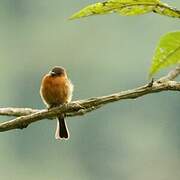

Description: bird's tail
[55,114,69,140]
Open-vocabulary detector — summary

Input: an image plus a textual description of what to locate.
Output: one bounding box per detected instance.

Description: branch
[158,65,180,82]
[0,66,180,132]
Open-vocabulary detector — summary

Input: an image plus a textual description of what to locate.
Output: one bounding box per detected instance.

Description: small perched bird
[40,66,73,140]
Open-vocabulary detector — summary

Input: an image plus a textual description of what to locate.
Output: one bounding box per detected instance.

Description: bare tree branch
[0,107,39,117]
[158,65,180,82]
[0,66,180,132]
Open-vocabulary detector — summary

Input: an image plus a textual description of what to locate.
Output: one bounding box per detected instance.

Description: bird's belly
[45,86,68,105]
[40,77,71,107]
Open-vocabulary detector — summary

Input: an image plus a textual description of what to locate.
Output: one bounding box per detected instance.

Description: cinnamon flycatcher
[40,66,73,140]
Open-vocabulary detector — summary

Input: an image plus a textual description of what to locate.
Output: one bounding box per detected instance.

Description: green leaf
[153,2,180,18]
[115,0,159,16]
[69,0,180,19]
[149,31,180,76]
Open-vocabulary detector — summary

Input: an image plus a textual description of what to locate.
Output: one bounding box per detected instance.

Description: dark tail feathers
[55,114,69,140]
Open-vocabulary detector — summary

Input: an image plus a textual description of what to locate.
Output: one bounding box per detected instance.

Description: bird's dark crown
[50,66,66,76]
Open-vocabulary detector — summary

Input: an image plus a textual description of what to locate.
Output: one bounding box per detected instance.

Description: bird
[40,66,73,140]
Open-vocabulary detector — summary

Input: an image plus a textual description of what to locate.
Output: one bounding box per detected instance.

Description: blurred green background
[0,0,180,180]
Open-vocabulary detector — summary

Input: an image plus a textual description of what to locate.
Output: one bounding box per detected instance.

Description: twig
[0,66,180,132]
[158,65,180,82]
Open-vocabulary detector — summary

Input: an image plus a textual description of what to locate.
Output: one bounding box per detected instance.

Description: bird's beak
[49,71,56,76]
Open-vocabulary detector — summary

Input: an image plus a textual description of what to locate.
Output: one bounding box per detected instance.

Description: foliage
[149,31,180,76]
[70,0,180,20]
[70,0,180,77]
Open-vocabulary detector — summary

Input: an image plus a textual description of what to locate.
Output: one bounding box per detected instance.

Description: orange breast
[40,74,70,107]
